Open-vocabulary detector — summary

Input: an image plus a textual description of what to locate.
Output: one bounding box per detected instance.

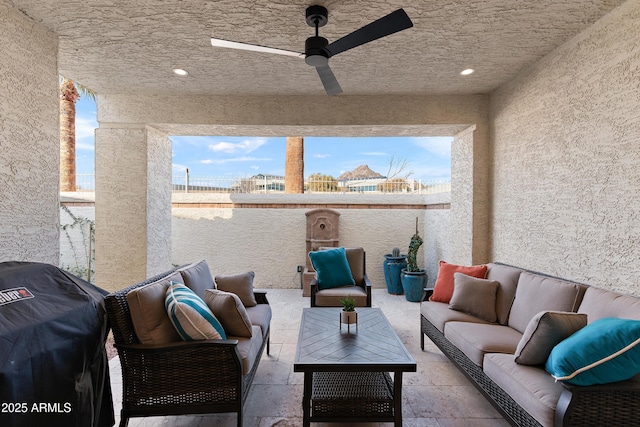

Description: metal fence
[76,174,95,192]
[72,174,451,195]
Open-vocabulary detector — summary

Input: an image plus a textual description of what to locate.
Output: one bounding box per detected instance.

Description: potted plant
[339,295,358,331]
[383,247,407,295]
[400,218,428,302]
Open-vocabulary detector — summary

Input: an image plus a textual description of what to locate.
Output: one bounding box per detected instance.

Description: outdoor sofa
[421,262,640,427]
[105,260,271,427]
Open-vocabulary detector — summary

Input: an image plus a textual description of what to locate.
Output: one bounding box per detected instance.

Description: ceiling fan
[211,5,413,96]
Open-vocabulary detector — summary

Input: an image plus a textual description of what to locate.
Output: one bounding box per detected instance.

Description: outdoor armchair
[309,246,372,307]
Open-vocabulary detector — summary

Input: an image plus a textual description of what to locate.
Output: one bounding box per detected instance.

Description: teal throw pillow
[308,247,355,290]
[545,317,640,386]
[165,282,226,340]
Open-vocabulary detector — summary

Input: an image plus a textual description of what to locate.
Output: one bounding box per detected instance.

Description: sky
[75,96,452,182]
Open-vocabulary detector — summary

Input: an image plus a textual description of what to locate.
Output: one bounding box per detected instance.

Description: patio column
[450,125,490,265]
[94,125,172,292]
[285,136,304,194]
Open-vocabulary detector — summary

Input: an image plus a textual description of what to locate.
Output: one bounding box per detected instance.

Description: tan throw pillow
[178,260,215,299]
[214,271,257,307]
[448,273,499,323]
[204,289,253,338]
[515,311,587,365]
[126,272,184,345]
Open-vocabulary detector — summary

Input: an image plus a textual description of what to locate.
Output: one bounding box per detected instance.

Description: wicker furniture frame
[105,268,270,427]
[294,308,415,426]
[420,292,640,427]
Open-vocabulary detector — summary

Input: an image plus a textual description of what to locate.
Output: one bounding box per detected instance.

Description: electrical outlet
[296,265,303,273]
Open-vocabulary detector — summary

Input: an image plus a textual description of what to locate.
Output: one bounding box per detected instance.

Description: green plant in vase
[339,295,356,312]
[339,295,358,330]
[401,217,427,302]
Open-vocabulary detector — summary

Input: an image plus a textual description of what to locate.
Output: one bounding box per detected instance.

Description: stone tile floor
[108,289,509,427]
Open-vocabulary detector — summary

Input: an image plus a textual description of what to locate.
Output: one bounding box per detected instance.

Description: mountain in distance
[337,165,384,180]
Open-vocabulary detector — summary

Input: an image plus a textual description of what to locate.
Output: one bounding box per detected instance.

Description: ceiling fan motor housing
[305,36,329,66]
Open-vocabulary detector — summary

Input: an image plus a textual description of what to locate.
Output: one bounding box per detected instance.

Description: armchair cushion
[308,247,355,290]
[165,282,225,341]
[215,271,257,307]
[205,289,253,338]
[126,271,184,345]
[314,285,368,307]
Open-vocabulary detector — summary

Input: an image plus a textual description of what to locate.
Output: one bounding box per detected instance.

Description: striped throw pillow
[165,282,226,340]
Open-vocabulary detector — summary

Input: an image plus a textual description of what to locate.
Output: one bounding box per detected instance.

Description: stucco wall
[490,0,640,295]
[146,127,173,277]
[171,193,450,289]
[95,126,172,291]
[451,126,489,265]
[0,3,59,264]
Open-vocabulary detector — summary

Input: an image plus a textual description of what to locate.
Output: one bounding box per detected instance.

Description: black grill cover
[0,261,114,427]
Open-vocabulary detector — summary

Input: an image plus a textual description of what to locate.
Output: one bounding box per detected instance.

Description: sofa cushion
[421,300,490,333]
[178,260,215,300]
[308,247,356,290]
[546,317,640,386]
[484,353,564,427]
[204,289,253,338]
[314,285,368,307]
[449,273,499,323]
[126,271,184,345]
[431,261,488,303]
[508,272,586,334]
[245,304,272,338]
[578,286,640,322]
[215,271,257,307]
[230,325,264,375]
[515,311,587,365]
[165,282,225,341]
[444,322,522,366]
[486,263,523,325]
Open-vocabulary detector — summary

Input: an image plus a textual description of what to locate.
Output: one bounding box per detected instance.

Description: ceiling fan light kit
[211,5,413,96]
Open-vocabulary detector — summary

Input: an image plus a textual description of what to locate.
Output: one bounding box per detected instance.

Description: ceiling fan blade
[315,65,342,96]
[211,37,303,58]
[324,9,413,57]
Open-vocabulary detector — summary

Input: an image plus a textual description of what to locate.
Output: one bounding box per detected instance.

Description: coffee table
[294,307,416,426]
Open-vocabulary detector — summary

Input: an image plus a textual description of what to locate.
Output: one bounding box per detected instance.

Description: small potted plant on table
[339,295,358,332]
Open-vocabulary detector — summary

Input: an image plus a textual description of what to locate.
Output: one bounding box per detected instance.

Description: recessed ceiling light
[173,68,189,76]
[460,68,475,76]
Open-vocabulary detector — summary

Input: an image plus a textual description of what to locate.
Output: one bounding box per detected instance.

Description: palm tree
[285,136,304,193]
[59,77,95,192]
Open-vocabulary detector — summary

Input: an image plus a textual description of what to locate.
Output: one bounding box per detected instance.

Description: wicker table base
[311,371,394,420]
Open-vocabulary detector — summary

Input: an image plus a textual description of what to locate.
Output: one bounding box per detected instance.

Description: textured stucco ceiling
[9,0,626,97]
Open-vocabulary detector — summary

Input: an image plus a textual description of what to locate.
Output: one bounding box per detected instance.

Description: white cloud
[206,156,272,164]
[209,138,267,154]
[172,163,188,172]
[75,117,98,140]
[313,153,330,158]
[361,151,387,156]
[76,142,95,151]
[200,159,213,164]
[250,165,260,170]
[410,137,452,158]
